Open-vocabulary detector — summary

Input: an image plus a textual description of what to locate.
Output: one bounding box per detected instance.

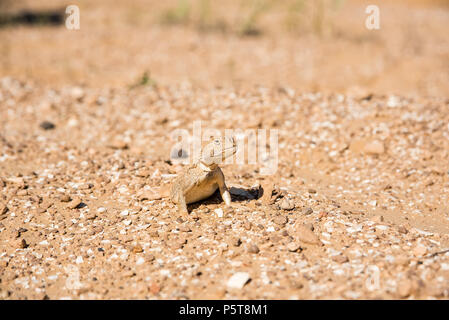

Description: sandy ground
[0,0,449,299]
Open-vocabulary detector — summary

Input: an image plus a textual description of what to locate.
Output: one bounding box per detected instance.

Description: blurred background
[0,0,448,97]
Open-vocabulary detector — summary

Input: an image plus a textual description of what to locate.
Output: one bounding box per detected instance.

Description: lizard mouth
[202,145,237,164]
[217,146,237,157]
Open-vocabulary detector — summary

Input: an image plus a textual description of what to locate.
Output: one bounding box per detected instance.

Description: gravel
[1,78,449,300]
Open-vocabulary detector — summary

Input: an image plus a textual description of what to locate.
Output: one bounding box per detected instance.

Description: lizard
[170,135,237,215]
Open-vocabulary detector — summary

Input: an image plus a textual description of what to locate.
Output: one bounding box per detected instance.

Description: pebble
[413,244,427,257]
[16,189,28,196]
[230,237,241,247]
[364,140,385,155]
[332,255,349,263]
[172,238,187,249]
[214,208,224,218]
[60,195,71,203]
[138,190,163,201]
[15,238,28,249]
[132,245,143,253]
[108,140,128,150]
[398,225,408,234]
[179,225,191,232]
[68,198,82,209]
[123,270,136,278]
[0,205,8,216]
[226,272,251,289]
[75,256,84,264]
[70,87,85,100]
[304,223,314,231]
[279,198,295,211]
[287,242,301,252]
[273,215,288,225]
[397,279,413,298]
[371,215,384,223]
[120,210,129,216]
[296,224,322,245]
[302,207,313,215]
[39,121,55,130]
[149,282,160,294]
[246,244,260,254]
[85,212,97,220]
[318,211,328,219]
[145,254,155,262]
[97,207,106,213]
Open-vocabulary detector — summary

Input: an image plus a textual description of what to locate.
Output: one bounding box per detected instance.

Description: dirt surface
[1,0,449,300]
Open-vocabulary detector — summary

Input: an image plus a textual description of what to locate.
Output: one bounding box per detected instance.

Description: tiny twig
[424,249,449,259]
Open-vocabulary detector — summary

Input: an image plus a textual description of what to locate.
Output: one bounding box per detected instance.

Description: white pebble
[226,272,251,289]
[214,208,224,218]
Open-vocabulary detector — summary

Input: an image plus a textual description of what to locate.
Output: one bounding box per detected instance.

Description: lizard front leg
[177,195,189,215]
[172,189,189,215]
[216,172,232,206]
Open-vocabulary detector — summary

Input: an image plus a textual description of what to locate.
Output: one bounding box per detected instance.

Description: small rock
[70,87,85,100]
[304,223,314,231]
[246,244,260,254]
[60,195,71,203]
[97,207,107,214]
[16,189,28,196]
[371,215,384,223]
[226,272,251,289]
[302,207,313,215]
[318,211,328,219]
[279,198,295,211]
[15,239,28,249]
[136,169,151,177]
[108,140,128,150]
[132,245,143,253]
[230,237,241,247]
[0,205,8,216]
[296,224,322,245]
[214,208,224,218]
[123,270,136,278]
[413,244,427,257]
[398,225,408,234]
[149,282,160,294]
[224,207,234,215]
[332,255,349,263]
[243,221,252,230]
[287,242,301,252]
[68,198,82,209]
[75,256,84,264]
[273,215,288,225]
[397,279,413,298]
[179,225,191,232]
[84,212,96,220]
[364,140,385,155]
[172,238,187,249]
[145,254,155,262]
[308,189,317,194]
[39,121,55,130]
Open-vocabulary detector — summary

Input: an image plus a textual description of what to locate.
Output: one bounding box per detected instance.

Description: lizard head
[200,136,237,168]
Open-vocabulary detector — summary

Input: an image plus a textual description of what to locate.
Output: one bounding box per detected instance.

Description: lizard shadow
[187,186,261,211]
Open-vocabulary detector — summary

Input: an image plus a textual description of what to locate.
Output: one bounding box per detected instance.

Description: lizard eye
[214,139,220,145]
